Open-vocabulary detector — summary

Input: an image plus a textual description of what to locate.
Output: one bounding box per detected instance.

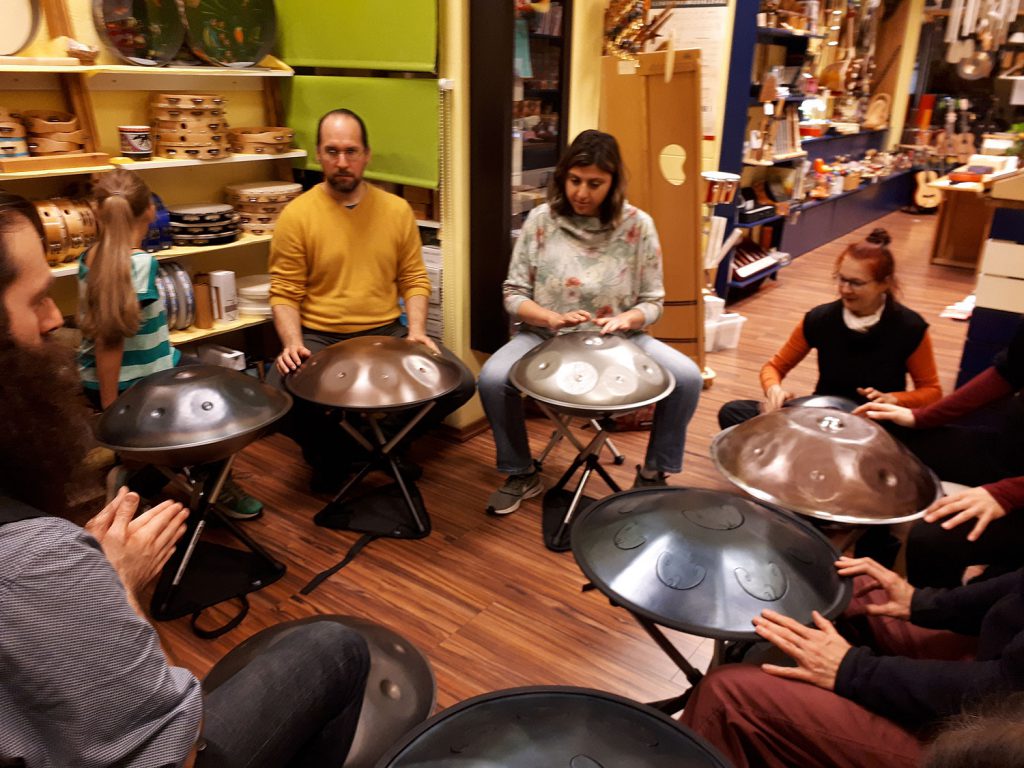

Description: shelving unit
[0,0,299,360]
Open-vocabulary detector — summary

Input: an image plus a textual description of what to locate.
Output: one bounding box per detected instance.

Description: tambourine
[157,146,227,161]
[150,105,225,122]
[0,121,26,138]
[33,201,69,265]
[0,107,18,122]
[227,127,294,144]
[238,212,279,225]
[239,222,275,236]
[27,136,84,155]
[153,130,224,145]
[170,230,240,247]
[153,118,229,133]
[51,198,94,256]
[224,181,301,204]
[164,261,195,330]
[20,110,78,133]
[167,202,235,223]
[0,137,28,157]
[170,216,240,235]
[228,141,293,155]
[153,93,226,108]
[233,200,289,214]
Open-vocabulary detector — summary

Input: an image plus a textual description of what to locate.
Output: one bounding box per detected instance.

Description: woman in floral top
[478,130,703,515]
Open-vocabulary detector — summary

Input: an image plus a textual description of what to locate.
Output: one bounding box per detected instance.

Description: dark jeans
[268,321,476,470]
[717,399,761,430]
[199,622,370,768]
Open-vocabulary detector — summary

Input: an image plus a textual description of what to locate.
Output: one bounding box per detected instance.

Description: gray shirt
[0,514,202,767]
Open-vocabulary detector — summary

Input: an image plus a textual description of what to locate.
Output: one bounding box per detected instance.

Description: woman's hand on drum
[763,384,793,413]
[852,400,916,427]
[924,486,1007,541]
[856,386,898,405]
[594,310,644,335]
[276,343,312,376]
[754,609,851,691]
[834,556,913,620]
[547,309,592,331]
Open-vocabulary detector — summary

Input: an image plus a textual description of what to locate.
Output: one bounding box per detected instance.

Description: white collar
[843,300,885,333]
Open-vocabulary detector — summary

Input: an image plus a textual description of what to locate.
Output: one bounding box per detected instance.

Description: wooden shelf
[743,151,807,167]
[417,219,441,229]
[729,261,784,288]
[0,151,306,181]
[735,213,785,228]
[49,233,272,278]
[755,26,825,40]
[169,315,270,346]
[0,61,293,77]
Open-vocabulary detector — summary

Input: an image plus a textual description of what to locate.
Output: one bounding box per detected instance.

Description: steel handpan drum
[571,487,851,640]
[711,407,942,525]
[784,394,858,412]
[204,615,435,768]
[286,336,462,411]
[376,686,731,768]
[96,365,291,467]
[509,332,675,418]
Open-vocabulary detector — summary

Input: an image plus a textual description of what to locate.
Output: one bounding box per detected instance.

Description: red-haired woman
[718,228,942,428]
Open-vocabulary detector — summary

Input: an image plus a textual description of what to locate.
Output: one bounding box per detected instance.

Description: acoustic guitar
[914,170,940,210]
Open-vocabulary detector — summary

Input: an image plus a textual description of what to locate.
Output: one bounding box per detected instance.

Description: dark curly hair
[548,129,627,225]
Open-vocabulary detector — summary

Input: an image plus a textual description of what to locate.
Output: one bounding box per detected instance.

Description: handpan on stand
[571,486,852,713]
[286,336,463,540]
[96,366,291,636]
[711,407,943,550]
[377,685,732,767]
[510,331,675,552]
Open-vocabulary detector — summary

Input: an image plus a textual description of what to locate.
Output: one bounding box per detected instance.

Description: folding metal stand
[534,411,625,469]
[151,456,286,632]
[317,402,436,536]
[537,402,624,550]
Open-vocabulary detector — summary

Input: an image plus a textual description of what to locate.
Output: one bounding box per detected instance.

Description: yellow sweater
[269,183,431,333]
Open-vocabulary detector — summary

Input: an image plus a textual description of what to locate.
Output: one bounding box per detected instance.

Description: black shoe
[632,465,669,489]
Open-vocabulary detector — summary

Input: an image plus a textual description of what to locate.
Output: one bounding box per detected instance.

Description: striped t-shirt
[78,249,180,391]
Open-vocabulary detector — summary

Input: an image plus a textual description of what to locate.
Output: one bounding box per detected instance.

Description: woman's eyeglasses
[835,274,873,289]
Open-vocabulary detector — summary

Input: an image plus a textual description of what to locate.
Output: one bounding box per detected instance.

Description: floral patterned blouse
[503,202,665,336]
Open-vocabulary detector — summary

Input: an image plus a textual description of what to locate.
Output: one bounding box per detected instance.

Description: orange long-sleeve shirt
[759,319,942,408]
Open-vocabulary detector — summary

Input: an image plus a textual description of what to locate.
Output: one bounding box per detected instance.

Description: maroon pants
[679,577,977,768]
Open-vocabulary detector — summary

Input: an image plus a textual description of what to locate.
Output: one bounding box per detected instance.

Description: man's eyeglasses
[322,147,365,160]
[835,274,873,289]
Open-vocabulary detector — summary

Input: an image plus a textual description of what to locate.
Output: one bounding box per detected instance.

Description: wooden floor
[154,208,976,711]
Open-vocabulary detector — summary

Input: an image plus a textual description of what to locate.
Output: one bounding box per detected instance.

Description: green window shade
[276,0,437,72]
[285,76,439,188]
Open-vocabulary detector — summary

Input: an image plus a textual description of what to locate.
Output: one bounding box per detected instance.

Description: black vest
[803,299,928,403]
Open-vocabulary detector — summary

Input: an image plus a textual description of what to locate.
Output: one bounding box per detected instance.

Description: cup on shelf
[117,125,152,161]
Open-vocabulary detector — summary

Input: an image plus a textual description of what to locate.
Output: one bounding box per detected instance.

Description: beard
[0,334,93,515]
[326,171,362,195]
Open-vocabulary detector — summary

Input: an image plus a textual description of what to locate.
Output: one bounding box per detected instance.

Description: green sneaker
[218,476,264,520]
[486,471,543,515]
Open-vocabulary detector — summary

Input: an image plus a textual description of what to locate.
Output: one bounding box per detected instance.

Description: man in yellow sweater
[269,109,474,490]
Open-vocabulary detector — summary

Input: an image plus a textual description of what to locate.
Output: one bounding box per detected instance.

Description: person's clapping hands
[547,309,592,331]
[835,556,914,620]
[86,486,189,598]
[753,609,851,691]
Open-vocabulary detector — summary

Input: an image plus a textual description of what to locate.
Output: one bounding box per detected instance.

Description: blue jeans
[478,331,703,475]
[198,622,370,768]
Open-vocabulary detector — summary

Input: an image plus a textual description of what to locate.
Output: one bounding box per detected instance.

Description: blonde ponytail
[78,169,152,345]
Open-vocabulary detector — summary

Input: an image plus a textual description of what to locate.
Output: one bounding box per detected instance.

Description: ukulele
[914,170,940,210]
[954,98,977,163]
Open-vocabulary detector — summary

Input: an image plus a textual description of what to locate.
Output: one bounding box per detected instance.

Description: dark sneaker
[632,465,669,489]
[486,471,544,515]
[218,477,264,520]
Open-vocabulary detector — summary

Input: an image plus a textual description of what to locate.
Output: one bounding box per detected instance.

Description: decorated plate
[93,0,186,67]
[180,0,277,68]
[1,0,40,56]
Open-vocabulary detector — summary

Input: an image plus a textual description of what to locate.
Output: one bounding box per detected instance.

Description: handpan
[509,331,675,418]
[711,407,942,525]
[286,336,462,412]
[376,686,731,767]
[571,487,851,641]
[96,365,291,467]
[784,394,858,412]
[204,615,435,768]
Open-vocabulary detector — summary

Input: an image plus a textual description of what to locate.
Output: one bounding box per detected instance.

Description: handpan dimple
[571,756,606,768]
[656,550,706,590]
[613,522,646,550]
[683,503,744,530]
[734,562,787,601]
